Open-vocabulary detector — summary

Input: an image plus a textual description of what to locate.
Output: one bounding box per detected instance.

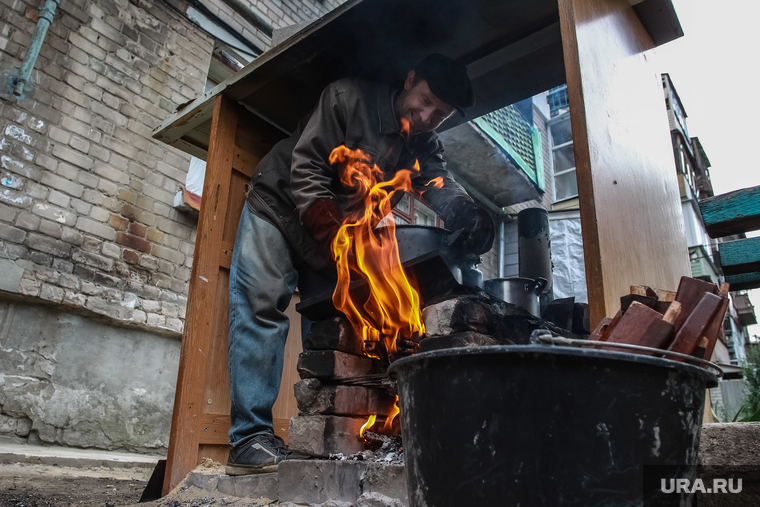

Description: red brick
[116,232,151,253]
[128,221,147,237]
[109,214,129,231]
[122,249,139,264]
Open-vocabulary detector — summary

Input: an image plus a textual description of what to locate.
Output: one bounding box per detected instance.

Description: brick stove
[288,291,567,459]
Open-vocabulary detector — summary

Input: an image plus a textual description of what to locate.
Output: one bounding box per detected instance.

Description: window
[392,193,442,227]
[548,113,578,201]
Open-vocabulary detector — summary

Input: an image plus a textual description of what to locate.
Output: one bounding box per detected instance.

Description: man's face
[394,70,457,136]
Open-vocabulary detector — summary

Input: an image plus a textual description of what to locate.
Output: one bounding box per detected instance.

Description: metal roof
[153,0,682,158]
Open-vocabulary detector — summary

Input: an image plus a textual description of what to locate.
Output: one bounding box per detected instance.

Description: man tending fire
[225,54,495,475]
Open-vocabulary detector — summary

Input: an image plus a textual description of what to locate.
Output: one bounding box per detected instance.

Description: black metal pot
[389,345,718,507]
[395,225,483,289]
[483,277,548,316]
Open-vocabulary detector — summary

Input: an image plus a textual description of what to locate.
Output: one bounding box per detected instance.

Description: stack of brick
[288,316,397,457]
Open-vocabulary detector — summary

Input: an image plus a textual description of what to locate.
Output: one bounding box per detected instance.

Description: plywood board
[558,0,690,327]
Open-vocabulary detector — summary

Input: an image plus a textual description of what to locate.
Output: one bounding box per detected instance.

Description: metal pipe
[163,0,263,56]
[218,0,273,37]
[10,0,58,97]
[498,219,505,278]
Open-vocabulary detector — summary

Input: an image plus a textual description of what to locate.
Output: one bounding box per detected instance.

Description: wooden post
[162,95,238,494]
[161,96,296,494]
[557,0,691,327]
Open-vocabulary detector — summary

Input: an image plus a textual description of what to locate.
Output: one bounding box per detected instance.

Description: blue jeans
[228,206,299,443]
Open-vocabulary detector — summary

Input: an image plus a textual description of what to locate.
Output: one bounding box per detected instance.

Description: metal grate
[478,105,536,173]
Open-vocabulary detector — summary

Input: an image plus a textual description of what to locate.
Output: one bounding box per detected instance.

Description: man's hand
[301,198,344,260]
[445,198,496,255]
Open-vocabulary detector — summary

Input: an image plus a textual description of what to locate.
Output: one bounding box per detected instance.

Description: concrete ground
[0,443,160,506]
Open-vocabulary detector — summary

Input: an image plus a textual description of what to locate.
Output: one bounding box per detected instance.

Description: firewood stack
[590,276,730,361]
[287,316,398,458]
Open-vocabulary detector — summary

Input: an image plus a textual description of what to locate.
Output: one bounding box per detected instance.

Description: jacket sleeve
[291,83,348,219]
[412,136,472,222]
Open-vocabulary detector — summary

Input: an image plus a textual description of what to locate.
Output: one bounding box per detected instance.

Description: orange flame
[328,145,426,359]
[382,396,400,432]
[360,414,377,438]
[424,176,444,189]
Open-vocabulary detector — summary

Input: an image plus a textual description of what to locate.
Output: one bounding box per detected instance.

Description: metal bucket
[388,345,718,507]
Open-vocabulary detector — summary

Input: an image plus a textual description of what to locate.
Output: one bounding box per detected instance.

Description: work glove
[444,198,496,255]
[301,198,344,261]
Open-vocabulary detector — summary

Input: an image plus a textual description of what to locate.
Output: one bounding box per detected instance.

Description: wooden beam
[725,272,760,292]
[719,237,760,276]
[162,95,238,495]
[700,185,760,238]
[558,0,690,327]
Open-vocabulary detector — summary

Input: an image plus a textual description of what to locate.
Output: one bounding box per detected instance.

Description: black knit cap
[414,54,475,117]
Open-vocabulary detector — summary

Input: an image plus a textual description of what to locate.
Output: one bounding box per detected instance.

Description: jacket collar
[378,85,401,135]
[378,85,420,152]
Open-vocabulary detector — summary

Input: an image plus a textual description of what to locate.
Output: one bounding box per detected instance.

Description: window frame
[392,192,443,227]
[547,112,578,203]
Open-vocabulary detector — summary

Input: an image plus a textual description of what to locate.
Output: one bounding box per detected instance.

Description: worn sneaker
[226,432,304,475]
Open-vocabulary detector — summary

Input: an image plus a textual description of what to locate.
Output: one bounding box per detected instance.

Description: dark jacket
[246,77,471,270]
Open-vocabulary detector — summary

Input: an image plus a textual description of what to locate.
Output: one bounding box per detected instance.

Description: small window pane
[553,145,575,173]
[555,171,578,201]
[396,193,411,215]
[413,200,437,227]
[550,119,572,146]
[394,215,410,225]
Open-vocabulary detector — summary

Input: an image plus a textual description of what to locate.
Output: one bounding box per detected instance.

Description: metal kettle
[483,277,548,317]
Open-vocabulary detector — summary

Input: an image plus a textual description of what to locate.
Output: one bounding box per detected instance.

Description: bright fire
[328,143,427,361]
[381,396,400,432]
[360,414,377,438]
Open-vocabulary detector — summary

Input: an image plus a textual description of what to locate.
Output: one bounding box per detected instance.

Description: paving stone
[356,492,405,507]
[217,473,278,500]
[278,459,366,504]
[297,350,382,381]
[362,463,408,506]
[699,423,760,466]
[304,316,365,356]
[184,470,220,491]
[294,378,396,416]
[288,416,367,458]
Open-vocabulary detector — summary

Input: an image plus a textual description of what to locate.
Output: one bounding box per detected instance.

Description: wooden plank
[162,95,238,496]
[668,292,723,357]
[219,241,233,270]
[232,146,258,178]
[725,272,760,292]
[673,276,718,332]
[199,414,232,445]
[272,292,304,445]
[197,444,228,466]
[699,185,760,238]
[607,301,662,345]
[558,0,691,327]
[718,237,760,276]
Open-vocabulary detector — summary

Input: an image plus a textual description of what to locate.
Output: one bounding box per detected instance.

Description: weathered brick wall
[0,0,214,336]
